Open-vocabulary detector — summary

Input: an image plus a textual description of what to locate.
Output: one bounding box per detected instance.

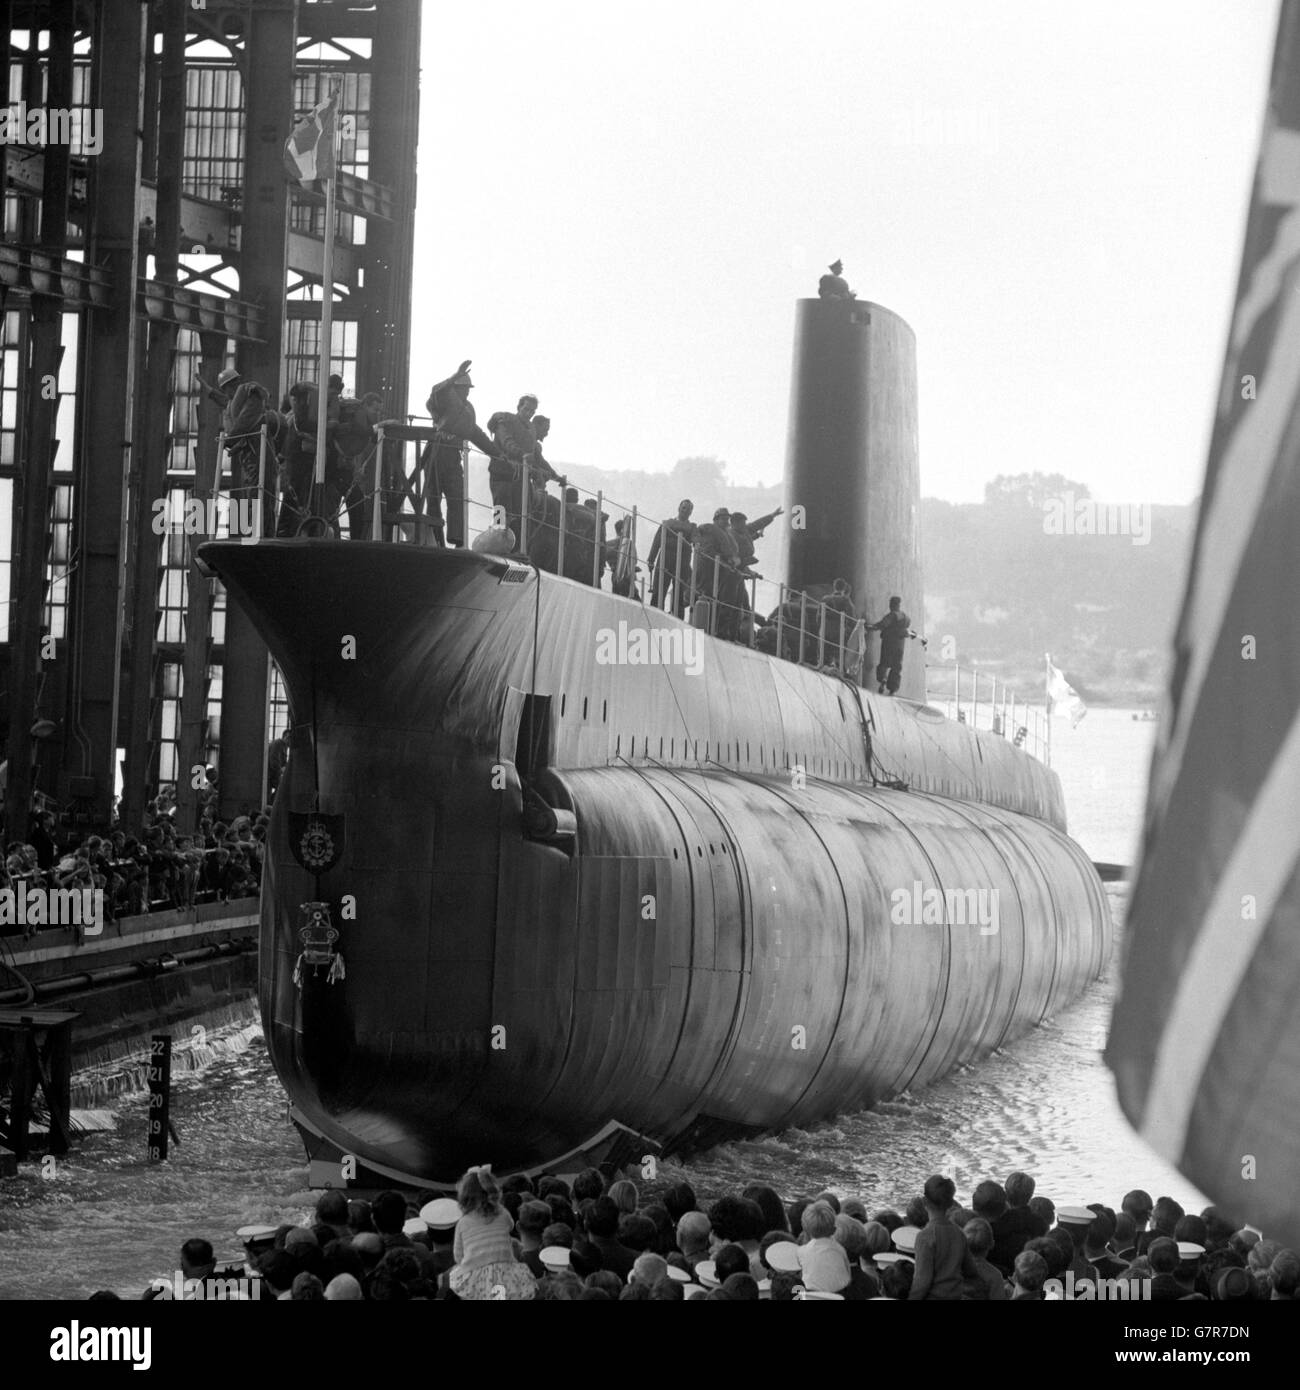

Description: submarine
[200,295,1110,1186]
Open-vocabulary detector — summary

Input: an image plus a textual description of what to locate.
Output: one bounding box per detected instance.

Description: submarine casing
[203,540,1109,1183]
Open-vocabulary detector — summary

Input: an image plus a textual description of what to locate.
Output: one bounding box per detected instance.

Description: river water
[2,706,1210,1300]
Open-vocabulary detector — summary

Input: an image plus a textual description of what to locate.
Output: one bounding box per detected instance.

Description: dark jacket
[908,1213,978,1300]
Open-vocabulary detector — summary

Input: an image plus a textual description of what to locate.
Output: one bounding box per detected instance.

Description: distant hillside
[547,459,1194,707]
[920,474,1195,706]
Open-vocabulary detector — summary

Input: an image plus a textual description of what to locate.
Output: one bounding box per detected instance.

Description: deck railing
[206,422,1051,763]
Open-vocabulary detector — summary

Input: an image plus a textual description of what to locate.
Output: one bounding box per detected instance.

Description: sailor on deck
[649,499,697,616]
[868,595,925,695]
[425,360,500,546]
[488,394,541,547]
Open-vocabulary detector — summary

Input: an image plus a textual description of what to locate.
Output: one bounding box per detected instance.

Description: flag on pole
[1045,654,1086,727]
[1106,1,1300,1251]
[283,94,337,185]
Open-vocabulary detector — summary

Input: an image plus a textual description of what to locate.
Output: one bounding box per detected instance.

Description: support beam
[121,0,184,829]
[357,0,420,412]
[63,0,146,829]
[3,0,73,842]
[121,320,175,829]
[219,0,296,821]
[174,331,226,835]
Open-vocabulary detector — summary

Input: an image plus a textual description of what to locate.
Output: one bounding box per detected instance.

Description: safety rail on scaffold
[202,423,1052,765]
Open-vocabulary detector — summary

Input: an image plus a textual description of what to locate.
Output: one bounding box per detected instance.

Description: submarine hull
[204,539,1109,1183]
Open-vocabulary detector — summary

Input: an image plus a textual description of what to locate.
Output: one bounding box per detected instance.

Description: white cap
[539,1246,571,1270]
[419,1198,461,1230]
[765,1241,802,1273]
[892,1225,922,1254]
[236,1225,279,1243]
[402,1218,428,1238]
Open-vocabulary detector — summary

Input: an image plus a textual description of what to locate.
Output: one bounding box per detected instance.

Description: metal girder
[0,242,110,308]
[136,277,266,341]
[295,2,378,41]
[297,169,393,221]
[217,0,298,822]
[62,0,146,830]
[286,225,358,287]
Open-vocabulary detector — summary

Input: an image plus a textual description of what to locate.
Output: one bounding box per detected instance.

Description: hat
[539,1246,571,1271]
[892,1225,921,1254]
[799,1289,845,1300]
[1058,1206,1094,1227]
[237,1225,279,1245]
[696,1260,720,1288]
[217,366,241,389]
[872,1252,912,1267]
[452,359,473,385]
[799,1241,851,1293]
[402,1218,429,1239]
[1177,1242,1205,1262]
[765,1241,802,1273]
[419,1197,461,1230]
[665,1264,691,1283]
[829,259,843,272]
[1215,1267,1252,1301]
[713,508,730,521]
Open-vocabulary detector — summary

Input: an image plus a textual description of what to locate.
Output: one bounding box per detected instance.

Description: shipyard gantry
[1,1,420,833]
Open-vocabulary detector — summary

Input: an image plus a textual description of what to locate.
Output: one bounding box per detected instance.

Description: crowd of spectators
[0,790,267,935]
[92,1165,1300,1302]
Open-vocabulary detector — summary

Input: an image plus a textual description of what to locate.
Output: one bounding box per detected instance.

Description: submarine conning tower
[779,297,924,702]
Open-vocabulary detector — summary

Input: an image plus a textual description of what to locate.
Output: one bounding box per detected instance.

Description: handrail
[196,417,1050,764]
[929,661,1049,763]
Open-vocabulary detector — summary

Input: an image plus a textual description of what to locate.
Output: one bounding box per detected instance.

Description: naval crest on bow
[288,811,346,874]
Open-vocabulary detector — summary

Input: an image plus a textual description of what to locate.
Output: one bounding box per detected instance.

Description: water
[2,707,1210,1299]
[1047,704,1159,865]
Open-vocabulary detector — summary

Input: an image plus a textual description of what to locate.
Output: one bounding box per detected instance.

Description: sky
[409,0,1279,505]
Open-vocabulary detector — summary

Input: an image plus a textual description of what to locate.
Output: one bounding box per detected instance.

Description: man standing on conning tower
[818,258,856,300]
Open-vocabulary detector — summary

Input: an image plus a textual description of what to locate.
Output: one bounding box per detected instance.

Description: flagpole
[1045,652,1053,768]
[313,87,340,503]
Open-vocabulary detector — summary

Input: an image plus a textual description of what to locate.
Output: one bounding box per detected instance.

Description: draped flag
[1106,1,1300,1249]
[1045,654,1087,728]
[283,94,337,186]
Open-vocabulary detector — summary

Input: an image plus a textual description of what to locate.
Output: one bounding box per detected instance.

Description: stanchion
[372,426,385,541]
